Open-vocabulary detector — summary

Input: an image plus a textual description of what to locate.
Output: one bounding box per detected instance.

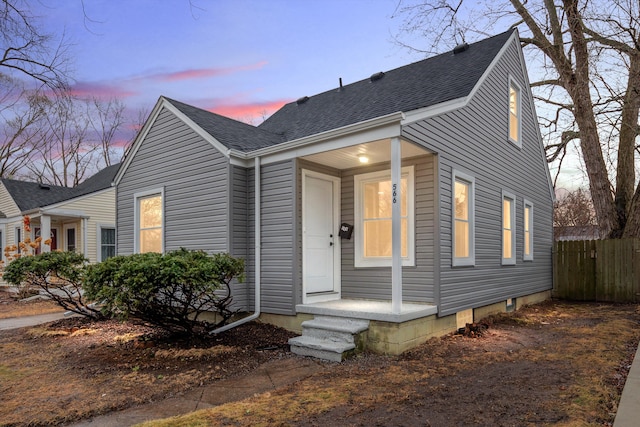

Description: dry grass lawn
[0,294,638,427]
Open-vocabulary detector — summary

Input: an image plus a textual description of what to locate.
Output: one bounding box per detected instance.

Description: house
[0,164,119,285]
[554,225,601,241]
[114,29,554,360]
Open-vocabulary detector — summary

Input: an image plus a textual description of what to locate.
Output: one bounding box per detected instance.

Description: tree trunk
[620,53,640,237]
[563,0,620,237]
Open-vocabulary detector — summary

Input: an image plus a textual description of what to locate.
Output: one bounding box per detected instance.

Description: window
[65,226,76,252]
[509,78,521,146]
[99,226,116,261]
[452,171,475,266]
[523,200,533,261]
[502,191,516,265]
[354,166,414,267]
[14,227,21,254]
[135,189,163,253]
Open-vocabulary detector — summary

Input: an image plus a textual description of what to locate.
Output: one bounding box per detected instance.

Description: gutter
[211,156,261,334]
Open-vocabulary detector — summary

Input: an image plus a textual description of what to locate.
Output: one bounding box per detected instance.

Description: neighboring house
[114,29,554,359]
[554,225,601,241]
[0,164,119,286]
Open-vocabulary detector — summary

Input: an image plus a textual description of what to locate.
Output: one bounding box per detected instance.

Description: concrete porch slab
[295,299,438,323]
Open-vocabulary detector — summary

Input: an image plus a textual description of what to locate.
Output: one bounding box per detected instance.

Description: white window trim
[134,187,165,254]
[523,199,534,261]
[354,166,415,268]
[452,170,475,267]
[63,224,77,252]
[502,190,516,265]
[508,76,522,148]
[97,223,116,262]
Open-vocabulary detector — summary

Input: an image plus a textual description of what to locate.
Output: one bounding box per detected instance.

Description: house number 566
[392,183,397,204]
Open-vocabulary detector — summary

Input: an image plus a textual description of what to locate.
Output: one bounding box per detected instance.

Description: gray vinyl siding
[117,107,249,310]
[229,165,250,309]
[339,156,436,302]
[117,107,230,254]
[402,37,553,316]
[258,160,297,314]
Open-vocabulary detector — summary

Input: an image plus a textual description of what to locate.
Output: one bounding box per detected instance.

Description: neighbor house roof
[157,29,514,153]
[1,163,120,212]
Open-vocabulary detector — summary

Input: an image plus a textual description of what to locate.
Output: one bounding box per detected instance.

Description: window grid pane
[362,177,408,259]
[509,85,520,142]
[138,194,162,253]
[100,228,116,260]
[524,205,532,257]
[503,197,514,260]
[454,179,470,259]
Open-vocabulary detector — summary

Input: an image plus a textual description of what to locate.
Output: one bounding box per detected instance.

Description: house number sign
[392,183,397,204]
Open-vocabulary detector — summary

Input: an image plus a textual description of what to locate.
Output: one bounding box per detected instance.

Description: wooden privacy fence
[553,238,640,303]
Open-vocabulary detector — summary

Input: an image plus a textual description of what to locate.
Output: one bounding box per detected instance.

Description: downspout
[211,156,261,334]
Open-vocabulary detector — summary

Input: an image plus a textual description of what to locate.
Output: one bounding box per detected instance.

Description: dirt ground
[1,289,639,427]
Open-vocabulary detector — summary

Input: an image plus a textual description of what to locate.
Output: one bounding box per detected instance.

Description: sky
[25,0,580,189]
[32,0,424,123]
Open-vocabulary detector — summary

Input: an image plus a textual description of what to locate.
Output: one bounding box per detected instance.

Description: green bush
[83,248,245,335]
[2,251,104,319]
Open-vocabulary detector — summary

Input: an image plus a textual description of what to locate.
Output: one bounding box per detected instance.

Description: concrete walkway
[2,313,639,426]
[0,311,70,330]
[614,342,640,426]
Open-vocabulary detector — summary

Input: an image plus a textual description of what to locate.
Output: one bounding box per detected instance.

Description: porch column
[391,137,402,314]
[82,217,88,257]
[40,214,51,253]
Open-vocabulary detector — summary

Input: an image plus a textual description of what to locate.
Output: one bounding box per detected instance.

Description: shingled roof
[259,30,514,142]
[165,98,284,151]
[156,30,513,153]
[1,163,120,212]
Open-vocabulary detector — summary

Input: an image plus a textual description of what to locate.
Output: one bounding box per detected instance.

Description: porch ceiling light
[358,155,369,164]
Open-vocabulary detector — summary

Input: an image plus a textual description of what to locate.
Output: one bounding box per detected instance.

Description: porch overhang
[295,299,438,323]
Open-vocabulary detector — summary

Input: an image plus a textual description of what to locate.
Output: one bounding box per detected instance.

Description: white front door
[303,170,341,303]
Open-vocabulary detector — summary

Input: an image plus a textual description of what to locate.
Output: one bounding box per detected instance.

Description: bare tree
[0,0,71,91]
[27,93,95,186]
[87,97,126,166]
[0,75,49,178]
[394,0,640,238]
[554,188,597,227]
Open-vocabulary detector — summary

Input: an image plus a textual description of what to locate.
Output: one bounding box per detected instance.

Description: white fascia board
[401,97,468,125]
[402,30,518,127]
[229,112,404,166]
[39,208,90,219]
[161,100,231,158]
[512,30,555,203]
[113,97,165,186]
[113,97,231,185]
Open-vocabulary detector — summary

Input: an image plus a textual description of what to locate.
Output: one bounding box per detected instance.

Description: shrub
[83,249,245,335]
[2,251,104,319]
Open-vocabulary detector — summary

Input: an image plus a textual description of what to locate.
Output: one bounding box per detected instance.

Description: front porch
[295,298,437,323]
[288,298,448,360]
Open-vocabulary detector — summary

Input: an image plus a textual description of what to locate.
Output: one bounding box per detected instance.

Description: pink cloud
[149,61,268,82]
[205,99,290,123]
[67,82,138,99]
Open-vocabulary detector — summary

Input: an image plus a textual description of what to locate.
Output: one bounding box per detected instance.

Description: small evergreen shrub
[83,248,244,335]
[2,251,104,319]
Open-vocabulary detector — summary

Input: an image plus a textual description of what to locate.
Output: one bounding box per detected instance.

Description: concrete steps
[289,316,369,362]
